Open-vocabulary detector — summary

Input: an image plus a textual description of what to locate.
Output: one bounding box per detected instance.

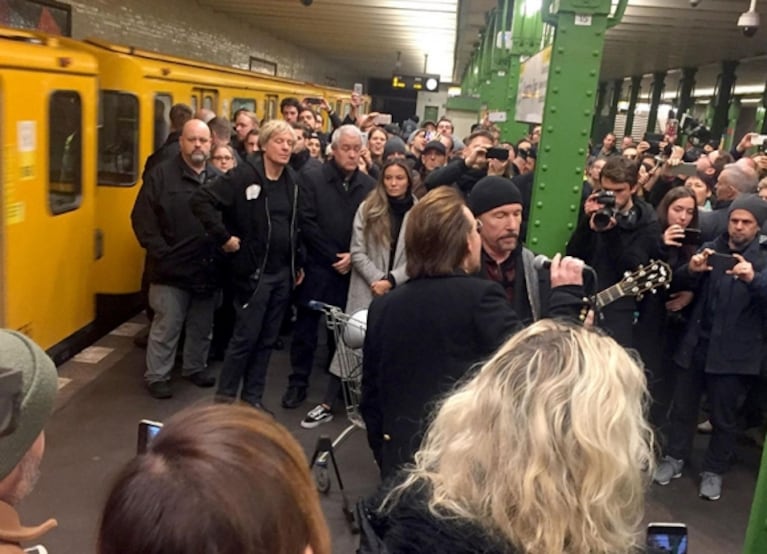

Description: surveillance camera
[738,9,760,37]
[300,0,313,5]
[690,0,701,6]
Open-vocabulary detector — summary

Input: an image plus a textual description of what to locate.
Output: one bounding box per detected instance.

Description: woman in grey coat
[301,160,416,428]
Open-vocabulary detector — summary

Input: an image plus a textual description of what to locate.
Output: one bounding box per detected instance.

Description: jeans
[217,268,292,405]
[145,284,217,383]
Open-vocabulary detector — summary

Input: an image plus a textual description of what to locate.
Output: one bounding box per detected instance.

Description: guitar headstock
[617,260,672,300]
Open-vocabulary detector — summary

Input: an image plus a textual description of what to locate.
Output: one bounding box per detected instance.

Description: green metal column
[529,0,627,255]
[607,79,622,136]
[710,61,738,142]
[646,71,666,135]
[677,67,697,118]
[724,97,741,152]
[758,82,767,134]
[744,432,767,553]
[624,76,642,138]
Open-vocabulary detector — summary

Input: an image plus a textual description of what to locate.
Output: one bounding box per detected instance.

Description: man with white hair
[282,125,375,410]
[699,163,760,241]
[0,331,58,553]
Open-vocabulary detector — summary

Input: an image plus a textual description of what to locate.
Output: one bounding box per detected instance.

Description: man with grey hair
[700,163,760,241]
[282,125,375,410]
[0,331,58,552]
[131,119,222,399]
[192,120,302,412]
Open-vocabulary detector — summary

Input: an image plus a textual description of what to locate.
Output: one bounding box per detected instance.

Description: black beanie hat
[729,193,767,227]
[468,176,523,216]
[383,137,407,161]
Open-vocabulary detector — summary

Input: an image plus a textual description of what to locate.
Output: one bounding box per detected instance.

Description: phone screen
[681,228,702,246]
[137,420,163,454]
[708,252,738,273]
[646,524,688,554]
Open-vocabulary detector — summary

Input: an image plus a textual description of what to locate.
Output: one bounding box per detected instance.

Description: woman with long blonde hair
[370,320,654,554]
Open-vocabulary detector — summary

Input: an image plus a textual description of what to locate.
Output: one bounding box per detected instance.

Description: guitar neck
[595,284,625,310]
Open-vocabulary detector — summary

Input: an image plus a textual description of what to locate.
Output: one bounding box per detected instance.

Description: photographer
[566,156,661,347]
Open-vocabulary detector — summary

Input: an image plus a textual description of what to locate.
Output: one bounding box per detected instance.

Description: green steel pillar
[624,76,642,139]
[710,60,738,142]
[677,67,697,118]
[646,71,666,135]
[744,432,767,553]
[607,79,622,136]
[529,0,628,255]
[758,82,767,134]
[724,97,741,152]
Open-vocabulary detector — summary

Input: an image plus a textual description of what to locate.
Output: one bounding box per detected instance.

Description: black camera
[680,113,712,147]
[592,190,617,231]
[0,367,23,437]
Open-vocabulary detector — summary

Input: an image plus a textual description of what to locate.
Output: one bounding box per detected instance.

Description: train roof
[0,26,98,75]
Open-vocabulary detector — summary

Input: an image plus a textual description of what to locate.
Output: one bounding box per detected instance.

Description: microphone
[533,254,594,274]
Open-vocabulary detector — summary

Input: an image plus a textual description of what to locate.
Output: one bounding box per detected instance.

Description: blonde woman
[369,320,654,554]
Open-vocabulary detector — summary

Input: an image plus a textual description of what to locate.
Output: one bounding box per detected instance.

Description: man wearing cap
[654,194,767,501]
[470,176,587,322]
[419,140,446,179]
[0,331,58,553]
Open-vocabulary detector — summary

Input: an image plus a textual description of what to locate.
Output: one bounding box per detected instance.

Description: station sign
[392,74,440,92]
[516,46,552,125]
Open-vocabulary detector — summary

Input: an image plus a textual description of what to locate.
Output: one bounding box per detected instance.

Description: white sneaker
[301,404,334,429]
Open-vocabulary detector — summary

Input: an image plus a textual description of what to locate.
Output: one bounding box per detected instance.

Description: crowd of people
[3,93,767,552]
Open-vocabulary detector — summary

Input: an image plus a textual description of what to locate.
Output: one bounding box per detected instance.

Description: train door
[3,71,97,350]
[265,94,278,121]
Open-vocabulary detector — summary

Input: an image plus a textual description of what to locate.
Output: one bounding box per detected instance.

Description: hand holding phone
[680,227,702,246]
[708,252,738,273]
[486,147,510,161]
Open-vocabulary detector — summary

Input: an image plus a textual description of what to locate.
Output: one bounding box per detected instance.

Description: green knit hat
[0,331,57,480]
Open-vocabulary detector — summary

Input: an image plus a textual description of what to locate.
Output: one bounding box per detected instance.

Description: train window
[48,91,82,215]
[190,95,198,113]
[98,91,139,186]
[266,95,278,121]
[203,95,214,110]
[232,98,256,119]
[153,94,172,151]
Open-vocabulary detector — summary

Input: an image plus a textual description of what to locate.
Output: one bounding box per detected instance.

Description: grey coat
[346,200,411,315]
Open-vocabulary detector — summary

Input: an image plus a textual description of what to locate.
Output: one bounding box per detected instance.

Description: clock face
[426,77,438,91]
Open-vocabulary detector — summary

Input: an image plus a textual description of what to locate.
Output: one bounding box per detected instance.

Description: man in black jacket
[360,187,585,479]
[190,120,302,411]
[654,195,767,501]
[131,119,221,399]
[423,130,494,196]
[281,125,376,409]
[699,163,759,241]
[566,156,661,348]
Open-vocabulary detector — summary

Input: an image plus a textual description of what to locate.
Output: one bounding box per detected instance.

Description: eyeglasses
[212,155,234,162]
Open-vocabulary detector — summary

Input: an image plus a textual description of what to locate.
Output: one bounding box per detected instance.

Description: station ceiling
[201,0,766,88]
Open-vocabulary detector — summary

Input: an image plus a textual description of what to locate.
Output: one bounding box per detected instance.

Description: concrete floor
[15,319,761,553]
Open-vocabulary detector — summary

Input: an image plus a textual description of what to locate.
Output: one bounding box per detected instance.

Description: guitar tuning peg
[651,289,657,294]
[637,294,644,301]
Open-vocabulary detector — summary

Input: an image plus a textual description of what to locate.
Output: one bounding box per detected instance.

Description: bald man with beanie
[469,176,586,323]
[655,193,767,501]
[0,331,58,553]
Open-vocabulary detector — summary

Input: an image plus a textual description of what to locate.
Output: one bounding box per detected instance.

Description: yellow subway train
[0,25,368,361]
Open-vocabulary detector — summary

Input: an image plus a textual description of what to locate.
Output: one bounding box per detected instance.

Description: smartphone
[353,83,363,95]
[374,113,392,125]
[708,252,738,273]
[681,228,703,246]
[137,419,163,454]
[486,147,510,161]
[751,134,767,146]
[304,97,322,105]
[662,162,698,177]
[360,132,368,148]
[646,522,687,554]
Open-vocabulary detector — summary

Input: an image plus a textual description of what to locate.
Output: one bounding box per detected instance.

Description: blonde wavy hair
[384,320,654,553]
[361,159,414,249]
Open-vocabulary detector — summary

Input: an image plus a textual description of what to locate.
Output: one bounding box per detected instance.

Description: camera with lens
[680,113,712,147]
[592,190,617,231]
[0,367,22,437]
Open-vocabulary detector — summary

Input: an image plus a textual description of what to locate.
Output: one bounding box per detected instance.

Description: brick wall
[68,0,363,88]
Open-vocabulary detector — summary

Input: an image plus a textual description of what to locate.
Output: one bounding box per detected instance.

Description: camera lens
[592,209,614,231]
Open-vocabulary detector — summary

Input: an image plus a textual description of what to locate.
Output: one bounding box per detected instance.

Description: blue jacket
[673,234,767,375]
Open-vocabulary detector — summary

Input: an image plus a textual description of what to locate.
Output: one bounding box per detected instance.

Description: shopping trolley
[306,300,367,532]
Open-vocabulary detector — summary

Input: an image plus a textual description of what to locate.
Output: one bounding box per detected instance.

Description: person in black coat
[360,187,586,480]
[654,194,767,501]
[423,130,494,196]
[281,125,376,409]
[191,121,303,411]
[566,156,662,348]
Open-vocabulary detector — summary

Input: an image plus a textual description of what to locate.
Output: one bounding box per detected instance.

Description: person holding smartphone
[654,194,767,501]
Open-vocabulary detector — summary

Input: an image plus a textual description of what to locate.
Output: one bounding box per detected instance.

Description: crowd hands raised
[56,97,767,554]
